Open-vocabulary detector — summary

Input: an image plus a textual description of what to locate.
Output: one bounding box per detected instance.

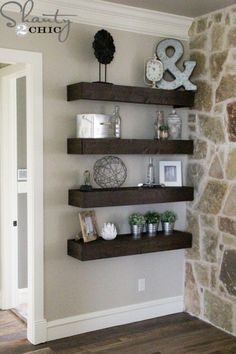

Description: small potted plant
[145,211,160,236]
[129,213,146,238]
[160,210,177,235]
[159,125,169,140]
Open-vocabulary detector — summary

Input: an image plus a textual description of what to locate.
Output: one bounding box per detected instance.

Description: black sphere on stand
[93,29,116,83]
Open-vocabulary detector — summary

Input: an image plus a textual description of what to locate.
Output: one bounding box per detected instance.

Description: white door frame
[0,64,27,311]
[0,48,45,344]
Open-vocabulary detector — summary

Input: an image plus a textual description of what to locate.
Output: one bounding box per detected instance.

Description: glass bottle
[154,110,164,139]
[112,105,121,138]
[167,109,182,140]
[147,157,155,186]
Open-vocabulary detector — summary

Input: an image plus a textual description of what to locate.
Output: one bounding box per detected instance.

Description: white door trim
[0,65,27,311]
[0,48,45,344]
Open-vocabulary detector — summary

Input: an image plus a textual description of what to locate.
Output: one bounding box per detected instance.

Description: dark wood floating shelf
[68,231,192,261]
[69,186,194,208]
[67,138,194,155]
[67,82,195,108]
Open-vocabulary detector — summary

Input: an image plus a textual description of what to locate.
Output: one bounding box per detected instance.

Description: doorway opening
[0,49,45,345]
[8,72,28,323]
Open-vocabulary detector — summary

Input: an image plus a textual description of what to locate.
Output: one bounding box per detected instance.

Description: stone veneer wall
[185,6,236,335]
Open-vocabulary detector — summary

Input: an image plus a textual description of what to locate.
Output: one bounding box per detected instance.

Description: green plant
[159,125,169,131]
[160,210,177,223]
[145,211,160,224]
[129,213,146,225]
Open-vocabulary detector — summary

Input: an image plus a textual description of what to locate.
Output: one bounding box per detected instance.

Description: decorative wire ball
[93,156,127,188]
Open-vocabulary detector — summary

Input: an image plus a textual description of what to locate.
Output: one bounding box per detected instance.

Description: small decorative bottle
[147,157,155,187]
[154,110,164,139]
[112,105,121,138]
[167,109,182,140]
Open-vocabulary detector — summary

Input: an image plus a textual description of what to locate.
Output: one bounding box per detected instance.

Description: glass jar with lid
[167,109,182,140]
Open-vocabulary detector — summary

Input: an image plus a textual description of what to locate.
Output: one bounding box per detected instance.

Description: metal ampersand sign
[156,39,197,91]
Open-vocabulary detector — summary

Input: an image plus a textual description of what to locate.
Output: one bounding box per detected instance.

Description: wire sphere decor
[93,156,127,188]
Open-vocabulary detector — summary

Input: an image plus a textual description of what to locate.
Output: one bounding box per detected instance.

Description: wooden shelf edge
[67,231,192,261]
[68,186,194,208]
[67,82,195,108]
[67,138,194,155]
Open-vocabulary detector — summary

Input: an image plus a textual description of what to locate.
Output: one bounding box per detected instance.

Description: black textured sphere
[93,29,116,65]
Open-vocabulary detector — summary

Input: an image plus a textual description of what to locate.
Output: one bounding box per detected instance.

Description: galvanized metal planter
[131,224,144,239]
[162,222,174,235]
[147,223,159,236]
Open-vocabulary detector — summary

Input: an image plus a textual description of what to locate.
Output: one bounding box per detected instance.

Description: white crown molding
[47,296,184,341]
[0,0,193,40]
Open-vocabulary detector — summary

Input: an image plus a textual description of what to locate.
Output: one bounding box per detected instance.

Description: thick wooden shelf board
[67,138,194,155]
[67,82,195,107]
[69,186,194,208]
[67,231,192,261]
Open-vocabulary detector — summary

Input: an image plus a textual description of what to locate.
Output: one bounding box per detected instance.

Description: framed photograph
[159,161,182,187]
[79,210,99,243]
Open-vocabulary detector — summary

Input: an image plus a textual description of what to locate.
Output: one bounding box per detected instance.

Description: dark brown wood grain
[68,186,194,208]
[67,82,195,107]
[67,231,192,261]
[1,311,236,354]
[67,138,194,155]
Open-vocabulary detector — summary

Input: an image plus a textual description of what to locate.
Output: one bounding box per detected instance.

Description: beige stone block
[209,155,224,179]
[228,27,236,48]
[210,51,227,80]
[211,265,218,290]
[226,147,236,180]
[214,104,224,114]
[194,81,213,112]
[196,18,207,33]
[225,12,231,26]
[198,115,225,144]
[222,234,236,248]
[216,74,236,103]
[187,163,204,190]
[186,210,200,260]
[190,33,207,50]
[185,262,201,316]
[198,180,227,215]
[194,262,210,287]
[202,228,219,263]
[213,12,223,23]
[190,51,206,78]
[211,24,225,51]
[223,185,236,217]
[226,102,236,142]
[193,139,208,160]
[201,214,216,229]
[225,49,236,74]
[220,250,236,297]
[188,21,196,37]
[219,217,236,236]
[204,290,233,332]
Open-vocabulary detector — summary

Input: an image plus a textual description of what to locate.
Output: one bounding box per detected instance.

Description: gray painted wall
[0,14,189,321]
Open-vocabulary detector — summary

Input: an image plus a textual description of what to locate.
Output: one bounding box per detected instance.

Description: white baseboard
[47,296,183,341]
[17,288,28,305]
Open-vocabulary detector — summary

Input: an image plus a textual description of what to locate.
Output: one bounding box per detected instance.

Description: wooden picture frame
[159,161,182,187]
[79,210,99,243]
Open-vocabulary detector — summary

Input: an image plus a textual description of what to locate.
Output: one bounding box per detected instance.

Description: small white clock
[145,54,164,88]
